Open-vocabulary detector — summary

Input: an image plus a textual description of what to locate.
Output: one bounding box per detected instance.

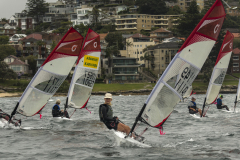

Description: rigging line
[138,127,148,137]
[226,73,239,80]
[69,109,76,119]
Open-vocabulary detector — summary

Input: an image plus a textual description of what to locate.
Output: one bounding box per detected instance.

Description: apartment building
[226,8,240,16]
[115,14,181,32]
[178,0,204,12]
[230,48,240,73]
[71,6,93,26]
[145,42,180,75]
[14,13,37,31]
[126,33,155,65]
[0,22,17,37]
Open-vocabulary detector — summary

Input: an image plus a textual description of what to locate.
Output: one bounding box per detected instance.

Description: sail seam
[74,83,92,89]
[41,68,68,76]
[162,81,182,99]
[32,86,53,95]
[178,56,201,71]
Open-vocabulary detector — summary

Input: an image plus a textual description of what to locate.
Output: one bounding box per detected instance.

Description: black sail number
[81,70,97,87]
[175,66,197,96]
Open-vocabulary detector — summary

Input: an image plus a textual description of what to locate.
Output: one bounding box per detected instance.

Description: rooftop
[233,48,240,55]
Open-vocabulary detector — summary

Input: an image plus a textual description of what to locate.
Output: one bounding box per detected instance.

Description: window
[162,50,164,53]
[145,45,147,47]
[140,45,142,47]
[162,64,164,67]
[140,51,142,54]
[233,63,239,67]
[162,57,164,60]
[135,52,136,54]
[135,45,136,47]
[233,56,239,60]
[137,45,139,47]
[142,25,144,27]
[11,66,21,71]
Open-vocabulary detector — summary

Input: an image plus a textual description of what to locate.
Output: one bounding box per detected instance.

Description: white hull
[112,130,151,148]
[189,114,200,119]
[0,118,19,128]
[52,117,72,120]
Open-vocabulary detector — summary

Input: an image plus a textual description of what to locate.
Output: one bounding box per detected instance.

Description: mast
[234,95,237,112]
[201,98,206,117]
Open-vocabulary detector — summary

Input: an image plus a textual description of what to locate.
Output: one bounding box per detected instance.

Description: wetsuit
[0,111,10,120]
[99,104,118,130]
[216,98,229,110]
[52,104,63,117]
[188,101,198,114]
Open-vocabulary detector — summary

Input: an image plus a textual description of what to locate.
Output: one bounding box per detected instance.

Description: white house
[4,55,29,74]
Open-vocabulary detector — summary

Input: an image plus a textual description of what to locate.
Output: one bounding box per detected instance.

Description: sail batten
[15,27,84,117]
[132,0,226,129]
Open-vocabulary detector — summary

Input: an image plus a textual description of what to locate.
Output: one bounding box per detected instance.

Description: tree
[201,58,214,83]
[105,32,124,51]
[140,29,150,36]
[50,40,57,52]
[20,55,37,75]
[233,39,240,49]
[0,35,9,44]
[166,5,184,15]
[53,21,73,34]
[74,23,89,37]
[0,45,16,61]
[126,40,133,57]
[0,61,17,80]
[26,0,49,23]
[135,0,168,15]
[16,27,22,34]
[100,0,110,4]
[1,18,8,23]
[173,0,202,38]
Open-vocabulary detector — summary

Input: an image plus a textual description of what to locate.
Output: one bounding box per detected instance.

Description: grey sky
[0,0,58,19]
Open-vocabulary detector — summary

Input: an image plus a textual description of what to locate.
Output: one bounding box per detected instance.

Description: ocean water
[0,94,240,160]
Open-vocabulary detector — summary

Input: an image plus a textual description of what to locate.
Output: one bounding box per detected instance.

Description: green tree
[123,0,135,6]
[126,40,133,57]
[201,58,214,83]
[0,61,17,80]
[0,35,9,44]
[20,55,37,75]
[105,32,124,51]
[0,45,16,61]
[1,18,8,23]
[74,23,89,37]
[26,0,49,23]
[25,29,33,35]
[233,39,240,49]
[166,5,184,15]
[16,27,22,34]
[173,0,201,38]
[140,29,150,36]
[100,0,110,4]
[53,21,73,34]
[50,40,57,52]
[135,0,168,15]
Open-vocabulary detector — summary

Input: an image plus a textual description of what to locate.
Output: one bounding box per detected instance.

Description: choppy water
[0,94,240,160]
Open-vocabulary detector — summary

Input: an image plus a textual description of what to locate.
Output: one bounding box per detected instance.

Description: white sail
[131,0,226,128]
[15,28,84,116]
[237,79,240,102]
[183,85,193,99]
[205,31,234,105]
[67,29,101,109]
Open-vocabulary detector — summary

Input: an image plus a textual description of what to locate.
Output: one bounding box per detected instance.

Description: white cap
[104,93,112,99]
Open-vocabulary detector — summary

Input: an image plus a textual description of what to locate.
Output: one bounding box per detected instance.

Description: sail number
[81,71,97,87]
[174,67,197,96]
[42,76,65,94]
[214,70,226,84]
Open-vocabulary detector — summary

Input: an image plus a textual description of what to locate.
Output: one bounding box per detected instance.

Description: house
[125,33,155,64]
[230,48,240,73]
[102,57,140,81]
[150,28,173,43]
[4,55,29,74]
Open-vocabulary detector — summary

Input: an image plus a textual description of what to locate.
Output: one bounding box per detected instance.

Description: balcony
[116,17,137,21]
[116,27,137,30]
[114,71,139,75]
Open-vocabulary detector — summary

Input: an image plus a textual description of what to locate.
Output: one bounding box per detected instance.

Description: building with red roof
[4,55,29,74]
[230,48,240,73]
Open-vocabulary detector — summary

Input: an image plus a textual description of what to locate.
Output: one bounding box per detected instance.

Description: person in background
[216,95,229,111]
[188,97,202,115]
[52,99,69,118]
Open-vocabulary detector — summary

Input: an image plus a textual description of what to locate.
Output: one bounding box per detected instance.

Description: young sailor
[99,93,135,137]
[216,95,229,111]
[52,99,69,118]
[188,97,202,115]
[0,109,21,126]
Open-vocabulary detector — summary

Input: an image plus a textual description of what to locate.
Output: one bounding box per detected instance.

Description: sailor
[216,95,229,111]
[52,99,69,118]
[188,97,202,115]
[99,93,135,137]
[0,109,20,126]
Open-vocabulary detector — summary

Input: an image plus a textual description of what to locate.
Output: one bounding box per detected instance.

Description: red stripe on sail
[154,113,171,128]
[76,28,100,64]
[80,98,90,109]
[42,27,84,66]
[179,0,226,52]
[215,31,234,65]
[33,104,46,116]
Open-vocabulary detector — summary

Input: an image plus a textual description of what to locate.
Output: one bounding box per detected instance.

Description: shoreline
[0,89,238,98]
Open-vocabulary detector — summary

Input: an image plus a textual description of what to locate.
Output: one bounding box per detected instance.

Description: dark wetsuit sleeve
[101,106,115,122]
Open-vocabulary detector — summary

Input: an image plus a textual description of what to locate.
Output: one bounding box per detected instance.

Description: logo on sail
[83,55,99,69]
[94,42,97,48]
[214,24,220,34]
[72,45,77,52]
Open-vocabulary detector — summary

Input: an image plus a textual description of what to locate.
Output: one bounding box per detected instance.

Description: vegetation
[26,0,49,23]
[0,62,17,81]
[20,55,38,75]
[0,45,16,61]
[135,0,168,15]
[0,35,9,44]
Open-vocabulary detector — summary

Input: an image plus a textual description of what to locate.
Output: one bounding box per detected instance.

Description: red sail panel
[179,0,226,52]
[77,28,101,64]
[42,27,84,66]
[215,31,234,65]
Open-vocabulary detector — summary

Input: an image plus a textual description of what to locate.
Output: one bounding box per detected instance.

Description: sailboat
[7,27,84,125]
[114,0,226,145]
[233,79,240,112]
[64,28,101,118]
[201,31,234,117]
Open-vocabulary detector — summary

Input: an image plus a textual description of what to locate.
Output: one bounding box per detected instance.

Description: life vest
[99,104,113,122]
